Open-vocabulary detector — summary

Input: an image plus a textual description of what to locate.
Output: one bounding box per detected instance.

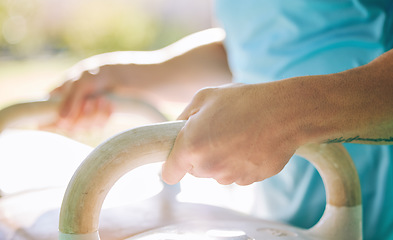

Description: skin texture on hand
[162,83,301,186]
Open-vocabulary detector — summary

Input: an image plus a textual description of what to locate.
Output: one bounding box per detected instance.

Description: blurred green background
[0,0,213,107]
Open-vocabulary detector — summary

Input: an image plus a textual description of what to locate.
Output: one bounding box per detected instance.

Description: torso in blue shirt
[214,1,393,239]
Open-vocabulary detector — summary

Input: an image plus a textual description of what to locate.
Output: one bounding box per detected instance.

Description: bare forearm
[324,50,393,144]
[69,28,232,103]
[275,49,393,145]
[112,40,231,102]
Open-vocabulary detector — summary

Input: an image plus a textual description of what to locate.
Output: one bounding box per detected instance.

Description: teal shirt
[215,1,393,239]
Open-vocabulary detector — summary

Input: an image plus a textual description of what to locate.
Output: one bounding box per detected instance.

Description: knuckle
[235,181,252,186]
[194,87,216,101]
[235,176,257,186]
[216,177,234,185]
[215,171,237,185]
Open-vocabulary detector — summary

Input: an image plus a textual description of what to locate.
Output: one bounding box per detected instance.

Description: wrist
[284,73,356,146]
[252,75,344,147]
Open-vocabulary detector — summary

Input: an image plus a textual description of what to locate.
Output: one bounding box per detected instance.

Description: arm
[314,49,393,144]
[162,49,393,185]
[53,28,231,128]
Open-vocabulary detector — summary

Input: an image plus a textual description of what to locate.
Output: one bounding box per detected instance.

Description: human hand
[162,83,302,186]
[48,66,114,133]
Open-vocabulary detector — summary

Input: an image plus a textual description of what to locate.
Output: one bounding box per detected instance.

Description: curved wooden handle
[0,96,168,133]
[0,100,60,133]
[59,121,185,239]
[58,121,361,239]
[296,143,361,207]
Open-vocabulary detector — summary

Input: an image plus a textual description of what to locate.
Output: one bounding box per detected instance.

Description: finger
[60,81,92,124]
[56,80,73,109]
[235,167,268,186]
[161,161,188,185]
[61,89,84,120]
[71,96,112,131]
[161,130,192,185]
[71,98,96,131]
[215,170,241,186]
[91,96,113,128]
[60,71,98,120]
[212,161,251,186]
[216,178,235,185]
[235,177,257,186]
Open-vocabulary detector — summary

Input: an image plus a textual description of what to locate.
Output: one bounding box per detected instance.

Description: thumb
[161,130,191,185]
[161,160,187,185]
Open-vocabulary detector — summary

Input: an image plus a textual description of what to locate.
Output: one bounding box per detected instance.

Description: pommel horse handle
[0,95,168,134]
[58,121,361,240]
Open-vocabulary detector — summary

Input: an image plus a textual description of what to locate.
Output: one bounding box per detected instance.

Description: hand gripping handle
[58,121,361,240]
